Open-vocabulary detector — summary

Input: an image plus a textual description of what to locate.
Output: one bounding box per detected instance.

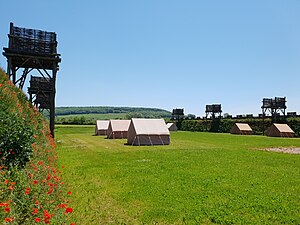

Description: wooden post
[50,64,57,138]
[9,23,13,49]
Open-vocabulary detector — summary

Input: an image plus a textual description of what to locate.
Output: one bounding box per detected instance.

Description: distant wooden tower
[261,97,287,122]
[205,104,222,119]
[172,108,184,120]
[2,23,61,137]
[205,104,222,131]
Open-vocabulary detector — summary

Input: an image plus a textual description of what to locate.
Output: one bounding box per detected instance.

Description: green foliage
[181,119,208,132]
[56,125,300,224]
[48,106,171,118]
[0,70,37,168]
[55,113,127,125]
[287,117,300,136]
[180,118,300,136]
[0,110,34,167]
[0,68,73,224]
[125,112,144,119]
[54,108,172,125]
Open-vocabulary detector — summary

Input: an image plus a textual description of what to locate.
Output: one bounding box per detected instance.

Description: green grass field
[55,125,300,225]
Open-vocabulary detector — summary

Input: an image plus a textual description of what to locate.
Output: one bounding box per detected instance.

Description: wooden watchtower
[2,23,61,137]
[205,104,222,119]
[171,108,184,129]
[205,104,222,131]
[261,97,286,122]
[172,108,184,120]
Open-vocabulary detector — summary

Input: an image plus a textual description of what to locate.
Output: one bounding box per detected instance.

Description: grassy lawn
[55,125,300,225]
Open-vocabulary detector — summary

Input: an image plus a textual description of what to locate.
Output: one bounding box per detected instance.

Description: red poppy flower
[43,210,51,224]
[4,207,10,213]
[35,217,41,222]
[4,218,13,222]
[32,208,39,215]
[33,180,38,185]
[8,186,13,190]
[65,207,73,214]
[67,191,72,195]
[58,203,67,208]
[25,188,31,195]
[43,210,51,217]
[0,202,9,207]
[46,188,53,194]
[4,179,9,184]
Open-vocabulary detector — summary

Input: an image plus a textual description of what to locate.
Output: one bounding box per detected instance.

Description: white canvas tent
[107,120,131,139]
[127,118,170,146]
[230,123,253,135]
[167,122,178,132]
[266,123,295,138]
[95,120,109,136]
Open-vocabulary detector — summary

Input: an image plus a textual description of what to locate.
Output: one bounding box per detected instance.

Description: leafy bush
[178,117,300,136]
[0,71,39,168]
[181,119,210,132]
[125,112,143,119]
[287,117,300,136]
[0,110,34,167]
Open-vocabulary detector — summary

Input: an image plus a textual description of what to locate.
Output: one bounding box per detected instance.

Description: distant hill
[54,106,171,117]
[49,106,172,125]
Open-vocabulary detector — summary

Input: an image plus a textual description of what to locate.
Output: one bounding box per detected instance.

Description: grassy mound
[0,68,74,224]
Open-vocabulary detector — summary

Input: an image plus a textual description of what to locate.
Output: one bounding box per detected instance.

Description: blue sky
[1,0,300,116]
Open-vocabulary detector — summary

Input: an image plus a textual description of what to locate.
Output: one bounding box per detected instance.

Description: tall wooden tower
[172,108,184,120]
[261,97,287,122]
[205,104,222,119]
[205,104,222,132]
[3,23,61,137]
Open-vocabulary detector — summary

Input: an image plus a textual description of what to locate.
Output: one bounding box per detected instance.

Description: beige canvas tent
[265,123,295,137]
[107,120,131,139]
[167,122,178,132]
[127,118,170,146]
[95,120,109,136]
[230,123,253,135]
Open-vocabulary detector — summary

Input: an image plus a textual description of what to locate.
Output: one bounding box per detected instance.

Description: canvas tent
[107,120,131,139]
[230,123,253,135]
[265,123,295,138]
[95,120,109,136]
[127,118,170,146]
[167,122,178,132]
